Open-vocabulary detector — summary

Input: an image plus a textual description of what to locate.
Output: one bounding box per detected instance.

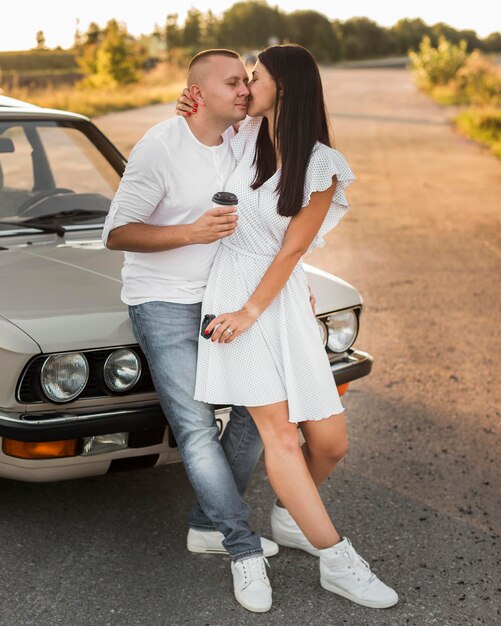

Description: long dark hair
[251,44,331,217]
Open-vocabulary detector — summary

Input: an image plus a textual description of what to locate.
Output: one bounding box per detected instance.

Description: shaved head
[187,49,240,87]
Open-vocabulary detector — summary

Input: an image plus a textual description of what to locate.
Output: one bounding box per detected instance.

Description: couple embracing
[103,44,397,614]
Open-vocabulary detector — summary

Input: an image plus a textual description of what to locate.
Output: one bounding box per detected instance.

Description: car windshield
[0,120,121,232]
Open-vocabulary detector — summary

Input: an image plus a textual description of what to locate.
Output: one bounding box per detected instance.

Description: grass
[2,62,186,118]
[455,107,501,158]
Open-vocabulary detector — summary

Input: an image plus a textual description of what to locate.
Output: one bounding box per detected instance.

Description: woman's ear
[278,79,285,99]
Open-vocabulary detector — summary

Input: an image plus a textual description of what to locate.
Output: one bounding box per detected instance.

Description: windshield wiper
[0,220,65,236]
[0,210,108,237]
[27,209,108,223]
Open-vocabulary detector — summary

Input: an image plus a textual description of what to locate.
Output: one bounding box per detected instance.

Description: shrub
[450,50,501,106]
[409,36,501,158]
[409,35,468,89]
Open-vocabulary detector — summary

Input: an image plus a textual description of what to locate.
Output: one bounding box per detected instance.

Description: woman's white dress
[194,117,356,423]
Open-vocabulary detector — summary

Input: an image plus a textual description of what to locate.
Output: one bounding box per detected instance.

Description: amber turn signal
[337,383,349,396]
[2,438,78,459]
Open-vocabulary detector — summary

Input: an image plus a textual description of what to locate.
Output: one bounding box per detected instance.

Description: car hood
[0,239,133,353]
[303,263,362,314]
[0,240,361,354]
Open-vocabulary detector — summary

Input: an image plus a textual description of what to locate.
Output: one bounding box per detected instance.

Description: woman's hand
[205,307,259,344]
[176,88,198,117]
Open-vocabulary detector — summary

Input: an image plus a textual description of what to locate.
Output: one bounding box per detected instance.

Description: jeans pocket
[128,305,150,354]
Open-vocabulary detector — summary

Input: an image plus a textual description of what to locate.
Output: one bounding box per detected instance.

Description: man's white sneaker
[319,537,398,609]
[231,556,272,613]
[187,528,279,557]
[270,501,320,557]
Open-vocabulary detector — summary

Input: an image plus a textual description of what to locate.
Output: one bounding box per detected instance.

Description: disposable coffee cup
[212,191,238,206]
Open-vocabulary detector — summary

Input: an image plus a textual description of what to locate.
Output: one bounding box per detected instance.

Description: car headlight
[104,349,141,392]
[41,353,89,403]
[326,310,359,353]
[317,319,328,347]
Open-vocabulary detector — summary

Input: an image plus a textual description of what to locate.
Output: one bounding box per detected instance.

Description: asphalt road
[1,68,500,626]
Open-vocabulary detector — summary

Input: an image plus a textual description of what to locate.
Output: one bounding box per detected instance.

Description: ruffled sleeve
[303,143,356,252]
[230,116,263,162]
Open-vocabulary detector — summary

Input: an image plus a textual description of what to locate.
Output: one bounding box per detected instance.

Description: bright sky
[1,1,498,51]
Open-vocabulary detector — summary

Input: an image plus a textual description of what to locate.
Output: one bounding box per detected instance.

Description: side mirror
[0,138,14,153]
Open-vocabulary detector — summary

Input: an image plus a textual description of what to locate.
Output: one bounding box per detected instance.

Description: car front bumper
[329,348,373,386]
[0,349,373,442]
[0,349,372,481]
[0,404,167,442]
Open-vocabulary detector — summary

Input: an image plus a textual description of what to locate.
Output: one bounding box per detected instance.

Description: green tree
[484,32,501,52]
[340,17,394,59]
[84,22,102,46]
[77,43,99,75]
[431,23,483,51]
[184,8,202,48]
[166,13,182,60]
[286,11,341,63]
[90,20,142,87]
[390,18,431,55]
[201,10,221,48]
[219,1,286,50]
[77,22,103,75]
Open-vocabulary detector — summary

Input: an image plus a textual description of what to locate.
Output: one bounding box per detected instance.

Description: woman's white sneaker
[187,528,279,557]
[231,556,272,613]
[319,537,398,609]
[270,501,320,557]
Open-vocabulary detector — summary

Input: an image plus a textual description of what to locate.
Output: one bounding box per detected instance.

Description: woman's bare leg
[276,412,348,507]
[247,401,340,549]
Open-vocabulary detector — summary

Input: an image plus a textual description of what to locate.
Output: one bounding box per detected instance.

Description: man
[103,50,275,614]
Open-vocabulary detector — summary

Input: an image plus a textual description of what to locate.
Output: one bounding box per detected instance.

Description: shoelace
[342,539,377,587]
[241,556,270,585]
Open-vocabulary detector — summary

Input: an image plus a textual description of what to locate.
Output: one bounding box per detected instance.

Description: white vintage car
[0,97,372,482]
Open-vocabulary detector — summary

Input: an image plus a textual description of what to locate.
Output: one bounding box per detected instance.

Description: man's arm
[103,132,238,253]
[106,206,238,252]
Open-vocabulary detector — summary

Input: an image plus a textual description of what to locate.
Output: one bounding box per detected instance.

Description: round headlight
[41,353,89,403]
[317,319,328,347]
[326,310,359,353]
[104,349,141,392]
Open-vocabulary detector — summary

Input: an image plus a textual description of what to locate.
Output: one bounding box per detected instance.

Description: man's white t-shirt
[102,116,236,305]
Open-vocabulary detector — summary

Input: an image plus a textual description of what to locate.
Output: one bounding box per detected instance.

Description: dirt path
[309,67,501,536]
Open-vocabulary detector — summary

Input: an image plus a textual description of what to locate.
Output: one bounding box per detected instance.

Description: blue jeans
[129,301,264,561]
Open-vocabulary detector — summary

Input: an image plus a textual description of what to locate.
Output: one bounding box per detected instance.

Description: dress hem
[194,392,345,424]
[288,405,346,424]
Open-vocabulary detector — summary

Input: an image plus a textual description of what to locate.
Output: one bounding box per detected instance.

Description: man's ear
[189,84,205,105]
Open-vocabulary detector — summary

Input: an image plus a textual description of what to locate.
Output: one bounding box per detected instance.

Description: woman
[180,44,398,609]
